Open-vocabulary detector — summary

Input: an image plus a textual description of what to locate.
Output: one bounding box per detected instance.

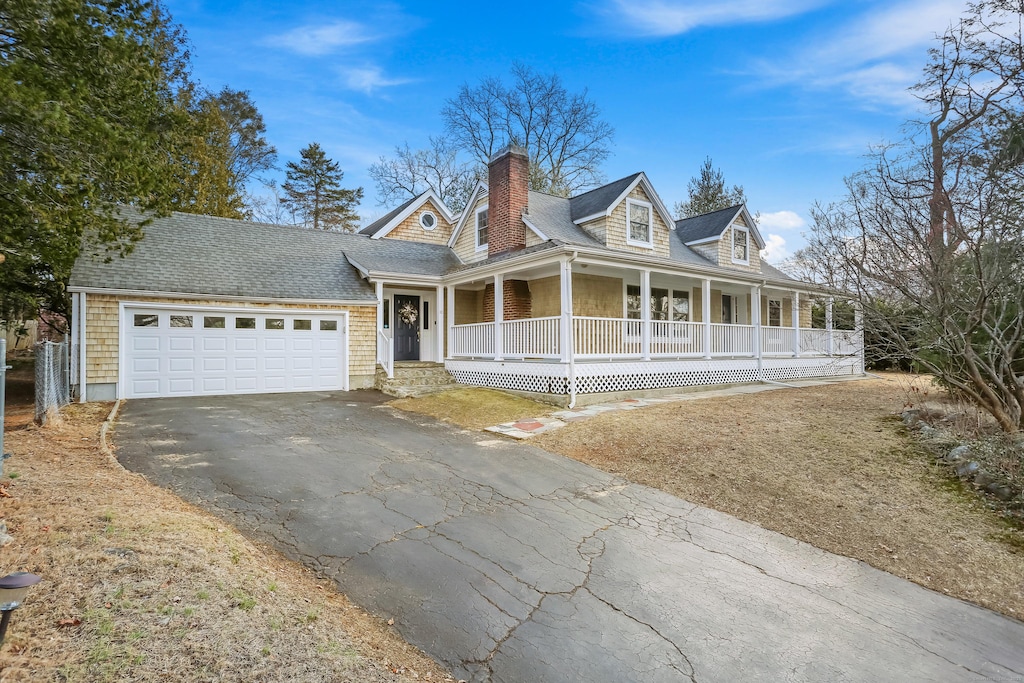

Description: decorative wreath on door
[398,301,418,327]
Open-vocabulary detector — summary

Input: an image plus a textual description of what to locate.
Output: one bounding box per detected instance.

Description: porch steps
[375,361,457,398]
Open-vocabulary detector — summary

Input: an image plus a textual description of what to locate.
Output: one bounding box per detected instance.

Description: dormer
[359,190,456,245]
[674,204,765,273]
[568,173,675,258]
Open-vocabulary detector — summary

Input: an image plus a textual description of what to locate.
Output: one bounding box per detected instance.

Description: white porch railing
[501,316,561,358]
[799,329,829,355]
[710,323,755,356]
[650,320,704,356]
[833,329,863,356]
[762,326,795,356]
[573,316,642,358]
[377,330,393,378]
[452,321,495,357]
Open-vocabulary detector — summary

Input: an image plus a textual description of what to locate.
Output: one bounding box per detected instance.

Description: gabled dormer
[568,173,676,258]
[674,204,765,273]
[359,190,456,245]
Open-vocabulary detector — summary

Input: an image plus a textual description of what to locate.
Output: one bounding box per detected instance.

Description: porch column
[435,285,445,363]
[493,273,504,361]
[375,281,384,332]
[791,291,801,357]
[751,284,762,360]
[559,259,574,363]
[446,285,455,360]
[702,278,712,359]
[825,297,834,357]
[79,292,88,403]
[854,300,864,371]
[640,269,651,360]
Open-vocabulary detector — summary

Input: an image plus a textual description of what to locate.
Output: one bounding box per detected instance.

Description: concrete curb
[100,399,127,472]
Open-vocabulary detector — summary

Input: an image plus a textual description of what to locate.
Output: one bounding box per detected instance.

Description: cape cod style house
[69,146,863,404]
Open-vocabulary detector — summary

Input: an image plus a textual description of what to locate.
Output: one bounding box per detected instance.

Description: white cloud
[266,20,378,56]
[760,233,790,263]
[599,0,827,35]
[339,65,412,94]
[757,210,806,232]
[752,0,963,108]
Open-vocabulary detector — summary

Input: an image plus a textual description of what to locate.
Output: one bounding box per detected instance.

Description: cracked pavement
[115,391,1024,682]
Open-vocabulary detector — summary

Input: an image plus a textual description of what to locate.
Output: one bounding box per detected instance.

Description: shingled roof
[568,173,643,221]
[70,210,376,302]
[673,204,744,244]
[358,195,420,236]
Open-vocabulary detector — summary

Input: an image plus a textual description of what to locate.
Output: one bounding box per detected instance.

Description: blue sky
[165,0,969,262]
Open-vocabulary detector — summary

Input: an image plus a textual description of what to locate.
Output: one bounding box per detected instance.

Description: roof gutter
[65,286,376,306]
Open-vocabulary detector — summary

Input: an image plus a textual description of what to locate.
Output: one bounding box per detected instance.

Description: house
[68,146,863,404]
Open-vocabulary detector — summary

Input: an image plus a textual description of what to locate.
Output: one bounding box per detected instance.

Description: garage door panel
[169,337,194,351]
[124,307,347,398]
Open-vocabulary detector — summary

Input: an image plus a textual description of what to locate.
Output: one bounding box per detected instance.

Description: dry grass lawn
[0,398,452,682]
[390,387,553,430]
[531,375,1024,620]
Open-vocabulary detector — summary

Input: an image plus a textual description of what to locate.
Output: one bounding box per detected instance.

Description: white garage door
[122,306,348,398]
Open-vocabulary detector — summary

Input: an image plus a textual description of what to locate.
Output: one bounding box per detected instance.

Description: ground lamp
[0,572,42,647]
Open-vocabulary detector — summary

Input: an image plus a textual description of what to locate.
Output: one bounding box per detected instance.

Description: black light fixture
[0,572,42,647]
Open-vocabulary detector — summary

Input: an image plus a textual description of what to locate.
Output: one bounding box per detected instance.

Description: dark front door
[393,294,421,361]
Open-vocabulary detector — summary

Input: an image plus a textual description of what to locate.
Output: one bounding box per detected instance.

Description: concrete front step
[375,363,457,397]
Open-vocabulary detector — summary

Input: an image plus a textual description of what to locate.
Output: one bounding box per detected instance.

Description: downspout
[567,251,579,409]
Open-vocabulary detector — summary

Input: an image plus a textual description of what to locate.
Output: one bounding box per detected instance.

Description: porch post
[493,273,504,361]
[640,269,651,360]
[560,259,574,363]
[702,278,712,359]
[791,291,800,357]
[435,285,445,363]
[751,285,762,360]
[854,300,864,372]
[375,281,384,371]
[825,297,834,357]
[446,285,455,360]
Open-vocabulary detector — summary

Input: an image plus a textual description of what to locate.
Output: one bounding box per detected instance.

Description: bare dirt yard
[394,377,1024,621]
[0,398,452,682]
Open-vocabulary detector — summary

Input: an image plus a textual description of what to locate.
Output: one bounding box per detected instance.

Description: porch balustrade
[710,323,755,356]
[377,330,394,378]
[447,318,864,360]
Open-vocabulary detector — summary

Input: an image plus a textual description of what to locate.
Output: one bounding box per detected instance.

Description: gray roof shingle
[525,192,603,248]
[70,210,377,301]
[339,234,463,277]
[358,195,420,236]
[673,204,743,244]
[568,173,642,221]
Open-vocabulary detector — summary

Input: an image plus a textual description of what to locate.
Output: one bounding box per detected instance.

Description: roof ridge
[569,172,642,200]
[674,203,744,224]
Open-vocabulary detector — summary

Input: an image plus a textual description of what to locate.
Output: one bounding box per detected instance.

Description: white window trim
[420,210,437,231]
[768,298,783,327]
[625,198,654,248]
[731,226,751,265]
[475,205,488,252]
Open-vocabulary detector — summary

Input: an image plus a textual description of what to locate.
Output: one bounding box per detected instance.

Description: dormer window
[626,198,653,247]
[732,227,749,264]
[475,206,488,251]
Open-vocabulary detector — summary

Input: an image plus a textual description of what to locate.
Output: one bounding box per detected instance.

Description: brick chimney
[487,145,529,257]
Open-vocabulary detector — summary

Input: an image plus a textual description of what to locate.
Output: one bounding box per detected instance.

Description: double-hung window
[475,206,489,251]
[768,299,782,327]
[625,199,653,247]
[732,227,750,264]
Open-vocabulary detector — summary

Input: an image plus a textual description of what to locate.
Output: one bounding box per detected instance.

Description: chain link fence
[35,341,70,425]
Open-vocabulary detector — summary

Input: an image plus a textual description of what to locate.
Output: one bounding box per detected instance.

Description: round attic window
[420,211,437,231]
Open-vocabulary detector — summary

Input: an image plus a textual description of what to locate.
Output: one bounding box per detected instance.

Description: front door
[393,294,421,361]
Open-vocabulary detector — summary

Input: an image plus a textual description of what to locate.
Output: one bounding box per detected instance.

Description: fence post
[1,339,9,475]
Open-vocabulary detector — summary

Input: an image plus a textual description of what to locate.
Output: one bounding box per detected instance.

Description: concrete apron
[115,393,1024,683]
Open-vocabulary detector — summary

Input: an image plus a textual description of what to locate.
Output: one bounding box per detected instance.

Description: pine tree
[674,157,748,218]
[281,143,363,231]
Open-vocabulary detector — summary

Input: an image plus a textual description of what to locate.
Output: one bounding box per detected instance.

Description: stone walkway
[485,376,866,439]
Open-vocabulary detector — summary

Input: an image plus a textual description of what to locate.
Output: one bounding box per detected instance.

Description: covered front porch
[441,254,863,398]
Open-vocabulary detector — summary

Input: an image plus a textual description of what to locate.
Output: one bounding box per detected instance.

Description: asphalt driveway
[115,391,1024,682]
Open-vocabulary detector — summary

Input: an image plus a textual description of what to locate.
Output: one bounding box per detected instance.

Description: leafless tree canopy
[368,136,478,213]
[802,0,1024,431]
[442,63,615,196]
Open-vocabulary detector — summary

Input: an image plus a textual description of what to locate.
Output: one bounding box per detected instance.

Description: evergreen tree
[281,144,363,231]
[674,157,748,218]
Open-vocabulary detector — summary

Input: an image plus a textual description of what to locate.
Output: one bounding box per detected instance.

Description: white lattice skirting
[445,356,863,395]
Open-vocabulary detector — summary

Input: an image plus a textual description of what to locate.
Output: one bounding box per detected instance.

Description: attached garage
[68,210,380,401]
[121,305,348,398]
